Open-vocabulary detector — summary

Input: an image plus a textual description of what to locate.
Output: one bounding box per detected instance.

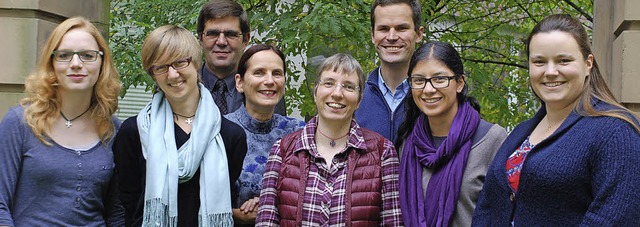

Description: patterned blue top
[225,105,305,207]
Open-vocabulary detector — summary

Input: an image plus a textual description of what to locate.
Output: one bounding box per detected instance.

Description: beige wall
[0,0,108,118]
[594,0,640,113]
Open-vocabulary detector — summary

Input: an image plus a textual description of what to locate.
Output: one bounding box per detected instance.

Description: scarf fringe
[199,212,234,227]
[143,198,178,227]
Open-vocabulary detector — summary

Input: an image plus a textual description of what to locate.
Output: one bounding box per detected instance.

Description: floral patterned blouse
[225,105,305,207]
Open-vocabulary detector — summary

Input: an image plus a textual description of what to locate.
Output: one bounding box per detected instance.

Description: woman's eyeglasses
[52,50,103,63]
[409,76,456,89]
[318,80,360,93]
[148,57,192,76]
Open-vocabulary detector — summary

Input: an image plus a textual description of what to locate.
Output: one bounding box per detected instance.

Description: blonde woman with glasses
[112,25,247,227]
[0,17,123,226]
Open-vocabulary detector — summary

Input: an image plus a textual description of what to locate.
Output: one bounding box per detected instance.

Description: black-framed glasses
[52,50,103,62]
[203,29,243,40]
[318,80,360,93]
[148,57,192,76]
[409,76,456,89]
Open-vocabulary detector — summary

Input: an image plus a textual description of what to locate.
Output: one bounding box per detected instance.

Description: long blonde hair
[20,17,121,145]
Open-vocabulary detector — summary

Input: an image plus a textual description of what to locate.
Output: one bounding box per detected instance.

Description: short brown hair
[197,0,249,40]
[315,53,366,101]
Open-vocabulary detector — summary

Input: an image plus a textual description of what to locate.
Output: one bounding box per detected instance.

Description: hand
[240,196,260,214]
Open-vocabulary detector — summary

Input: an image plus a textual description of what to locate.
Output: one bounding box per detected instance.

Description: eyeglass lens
[204,29,242,40]
[53,50,102,62]
[410,76,453,89]
[150,58,192,76]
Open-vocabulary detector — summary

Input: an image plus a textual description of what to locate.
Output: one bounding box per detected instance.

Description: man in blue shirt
[355,0,424,142]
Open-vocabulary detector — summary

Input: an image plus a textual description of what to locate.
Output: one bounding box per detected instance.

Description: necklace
[173,112,195,125]
[316,128,349,147]
[543,117,561,134]
[60,107,91,128]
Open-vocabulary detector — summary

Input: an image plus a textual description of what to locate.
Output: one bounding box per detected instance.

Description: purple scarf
[399,102,480,227]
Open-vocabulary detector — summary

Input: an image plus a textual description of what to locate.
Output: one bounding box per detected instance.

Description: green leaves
[242,0,374,118]
[420,0,592,130]
[110,0,206,95]
[110,0,592,128]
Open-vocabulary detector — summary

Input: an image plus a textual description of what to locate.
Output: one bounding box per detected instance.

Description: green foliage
[109,0,206,95]
[420,0,593,130]
[110,0,593,129]
[240,0,375,119]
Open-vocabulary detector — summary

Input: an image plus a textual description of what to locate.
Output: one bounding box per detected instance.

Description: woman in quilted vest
[255,53,403,226]
[396,41,507,227]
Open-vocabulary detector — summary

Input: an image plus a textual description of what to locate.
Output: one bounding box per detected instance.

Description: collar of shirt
[377,68,409,109]
[295,116,367,159]
[200,64,236,96]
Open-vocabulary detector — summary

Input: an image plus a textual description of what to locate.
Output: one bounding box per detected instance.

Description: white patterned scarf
[137,83,233,226]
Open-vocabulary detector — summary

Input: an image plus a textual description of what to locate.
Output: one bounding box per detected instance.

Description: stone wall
[594,0,640,113]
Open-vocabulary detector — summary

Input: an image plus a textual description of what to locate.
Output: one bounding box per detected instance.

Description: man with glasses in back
[354,0,423,143]
[197,0,285,115]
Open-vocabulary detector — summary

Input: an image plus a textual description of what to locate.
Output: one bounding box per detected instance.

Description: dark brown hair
[396,41,479,147]
[237,44,286,78]
[197,0,249,41]
[370,0,422,32]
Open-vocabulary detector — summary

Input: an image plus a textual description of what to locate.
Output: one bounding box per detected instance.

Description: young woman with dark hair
[396,41,507,227]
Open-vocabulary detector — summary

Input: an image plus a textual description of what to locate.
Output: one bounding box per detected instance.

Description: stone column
[594,0,640,113]
[0,0,109,118]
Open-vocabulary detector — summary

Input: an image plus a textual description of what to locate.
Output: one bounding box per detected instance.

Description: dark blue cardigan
[472,100,640,226]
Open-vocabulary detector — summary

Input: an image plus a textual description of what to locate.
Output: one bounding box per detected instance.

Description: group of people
[1,0,639,227]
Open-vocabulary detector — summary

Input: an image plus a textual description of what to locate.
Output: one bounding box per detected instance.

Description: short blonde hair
[21,16,121,145]
[141,25,202,78]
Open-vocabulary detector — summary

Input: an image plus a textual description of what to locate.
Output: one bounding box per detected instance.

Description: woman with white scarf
[113,25,247,227]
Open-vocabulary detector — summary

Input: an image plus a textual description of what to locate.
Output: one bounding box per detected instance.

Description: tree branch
[515,0,536,23]
[562,0,593,22]
[462,57,527,69]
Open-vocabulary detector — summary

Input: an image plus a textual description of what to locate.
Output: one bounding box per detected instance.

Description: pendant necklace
[60,107,91,128]
[543,117,561,134]
[173,112,195,125]
[316,128,349,147]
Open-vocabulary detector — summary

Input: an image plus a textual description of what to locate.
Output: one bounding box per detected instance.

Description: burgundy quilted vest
[276,128,386,227]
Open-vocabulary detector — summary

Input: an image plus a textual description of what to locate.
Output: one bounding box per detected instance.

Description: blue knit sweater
[0,106,123,227]
[473,101,640,226]
[354,68,406,143]
[225,105,305,207]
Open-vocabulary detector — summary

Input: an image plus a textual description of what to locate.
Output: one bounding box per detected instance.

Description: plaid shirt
[256,116,403,226]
